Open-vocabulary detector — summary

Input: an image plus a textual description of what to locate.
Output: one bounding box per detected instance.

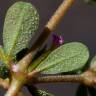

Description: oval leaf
[3,1,39,57]
[36,42,89,74]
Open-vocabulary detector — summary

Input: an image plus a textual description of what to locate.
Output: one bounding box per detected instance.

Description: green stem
[5,79,24,96]
[5,72,27,96]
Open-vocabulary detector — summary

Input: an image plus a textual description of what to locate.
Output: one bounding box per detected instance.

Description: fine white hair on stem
[12,64,20,72]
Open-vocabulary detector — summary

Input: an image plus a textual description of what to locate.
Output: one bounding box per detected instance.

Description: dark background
[0,0,96,96]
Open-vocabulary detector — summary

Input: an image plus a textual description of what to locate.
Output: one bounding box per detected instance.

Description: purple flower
[52,34,64,47]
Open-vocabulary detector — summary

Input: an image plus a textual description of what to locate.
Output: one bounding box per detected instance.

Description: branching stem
[5,0,75,96]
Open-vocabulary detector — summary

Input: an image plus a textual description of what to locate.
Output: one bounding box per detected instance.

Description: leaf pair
[29,42,89,74]
[3,1,90,74]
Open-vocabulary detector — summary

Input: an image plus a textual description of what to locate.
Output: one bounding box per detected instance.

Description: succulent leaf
[36,42,89,74]
[3,1,39,57]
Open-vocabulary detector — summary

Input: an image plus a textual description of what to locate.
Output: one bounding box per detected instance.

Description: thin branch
[27,70,96,87]
[46,0,75,31]
[33,75,83,84]
[30,0,75,51]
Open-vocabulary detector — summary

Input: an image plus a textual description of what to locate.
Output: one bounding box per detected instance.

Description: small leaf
[90,55,96,72]
[0,61,9,79]
[0,46,5,61]
[3,1,39,57]
[0,47,10,79]
[36,42,89,74]
[35,90,54,96]
[84,0,96,4]
[27,85,54,96]
[76,84,88,96]
[0,46,8,65]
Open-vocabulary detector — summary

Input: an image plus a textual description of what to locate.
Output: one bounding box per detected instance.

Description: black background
[0,0,96,96]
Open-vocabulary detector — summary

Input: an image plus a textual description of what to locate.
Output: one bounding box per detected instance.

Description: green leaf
[0,61,9,79]
[0,46,5,61]
[28,50,51,72]
[84,0,96,4]
[90,55,96,72]
[36,42,89,74]
[0,46,9,79]
[0,46,8,64]
[3,1,39,57]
